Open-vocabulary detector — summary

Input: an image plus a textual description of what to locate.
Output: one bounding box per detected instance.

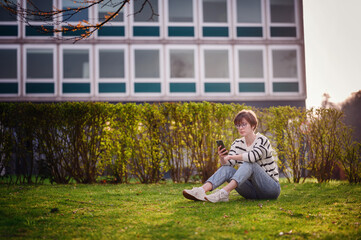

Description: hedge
[0,102,360,184]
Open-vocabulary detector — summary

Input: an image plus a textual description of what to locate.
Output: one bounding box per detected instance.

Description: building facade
[0,0,306,107]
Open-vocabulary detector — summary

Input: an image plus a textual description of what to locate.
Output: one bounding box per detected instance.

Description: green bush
[0,103,13,180]
[0,102,360,184]
[338,127,361,183]
[264,107,310,183]
[306,108,345,183]
[5,103,42,184]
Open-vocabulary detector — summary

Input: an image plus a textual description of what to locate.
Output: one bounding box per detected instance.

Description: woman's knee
[220,165,236,171]
[237,161,253,171]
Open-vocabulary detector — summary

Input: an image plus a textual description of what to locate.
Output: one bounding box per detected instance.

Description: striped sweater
[223,133,279,182]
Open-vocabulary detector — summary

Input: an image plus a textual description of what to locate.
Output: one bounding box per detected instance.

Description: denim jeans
[206,162,281,199]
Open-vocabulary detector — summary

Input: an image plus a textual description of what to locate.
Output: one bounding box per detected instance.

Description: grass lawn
[0,179,360,239]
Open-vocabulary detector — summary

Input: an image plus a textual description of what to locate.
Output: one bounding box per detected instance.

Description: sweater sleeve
[241,136,272,163]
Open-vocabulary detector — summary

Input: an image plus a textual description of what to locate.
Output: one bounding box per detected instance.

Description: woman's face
[236,118,254,137]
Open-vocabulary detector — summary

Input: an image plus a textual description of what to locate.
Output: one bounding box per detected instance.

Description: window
[271,47,300,93]
[61,0,89,36]
[97,47,127,95]
[203,0,227,23]
[25,47,55,95]
[202,47,231,94]
[134,0,159,22]
[237,47,266,93]
[269,0,297,38]
[0,0,17,21]
[236,0,261,23]
[0,49,17,79]
[235,0,263,38]
[201,0,229,38]
[270,0,295,23]
[61,47,91,94]
[135,49,160,78]
[204,50,229,78]
[167,46,197,94]
[63,49,89,79]
[272,49,297,78]
[26,49,53,79]
[0,0,18,37]
[26,0,53,21]
[99,49,125,78]
[168,0,193,22]
[132,0,160,37]
[25,0,54,37]
[167,0,195,38]
[238,50,263,78]
[0,47,18,95]
[62,0,88,22]
[170,50,194,78]
[97,0,126,37]
[132,46,162,94]
[98,0,124,22]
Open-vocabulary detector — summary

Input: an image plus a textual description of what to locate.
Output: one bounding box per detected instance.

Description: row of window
[0,0,299,38]
[0,44,303,97]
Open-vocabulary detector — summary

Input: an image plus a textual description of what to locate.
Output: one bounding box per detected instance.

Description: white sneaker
[205,189,229,203]
[182,187,206,201]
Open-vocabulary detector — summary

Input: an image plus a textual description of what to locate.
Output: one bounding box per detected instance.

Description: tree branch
[0,0,156,42]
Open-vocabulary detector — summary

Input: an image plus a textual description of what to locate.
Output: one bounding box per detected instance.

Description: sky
[303,0,361,108]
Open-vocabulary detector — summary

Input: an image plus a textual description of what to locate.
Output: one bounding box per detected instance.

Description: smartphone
[216,140,227,151]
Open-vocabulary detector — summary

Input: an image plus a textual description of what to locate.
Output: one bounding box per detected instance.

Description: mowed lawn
[0,179,360,239]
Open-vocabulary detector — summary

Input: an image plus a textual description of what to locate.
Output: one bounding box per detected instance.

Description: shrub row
[0,102,360,184]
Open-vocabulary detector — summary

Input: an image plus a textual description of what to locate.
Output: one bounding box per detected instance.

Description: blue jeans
[206,162,281,199]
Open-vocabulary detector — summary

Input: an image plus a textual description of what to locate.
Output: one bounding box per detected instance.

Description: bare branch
[131,0,158,21]
[0,0,157,42]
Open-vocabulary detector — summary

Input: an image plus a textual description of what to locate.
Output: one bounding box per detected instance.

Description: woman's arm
[241,136,271,163]
[223,136,272,164]
[224,154,243,162]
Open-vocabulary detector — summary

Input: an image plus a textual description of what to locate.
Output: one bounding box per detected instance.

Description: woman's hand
[223,155,233,162]
[218,145,228,156]
[218,146,228,165]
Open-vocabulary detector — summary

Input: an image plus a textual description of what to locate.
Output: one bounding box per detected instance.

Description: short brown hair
[233,109,258,131]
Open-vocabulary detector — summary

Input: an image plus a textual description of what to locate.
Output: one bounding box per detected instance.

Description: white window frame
[199,0,232,39]
[22,0,56,39]
[130,0,162,39]
[165,45,199,96]
[94,0,128,39]
[266,0,299,39]
[60,0,93,39]
[23,44,56,96]
[269,45,302,95]
[95,45,128,96]
[235,45,268,96]
[232,0,265,39]
[130,45,164,97]
[60,44,93,96]
[0,0,19,39]
[164,0,197,39]
[200,45,234,96]
[0,45,20,96]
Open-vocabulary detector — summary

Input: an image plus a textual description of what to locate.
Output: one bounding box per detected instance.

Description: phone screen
[216,140,226,151]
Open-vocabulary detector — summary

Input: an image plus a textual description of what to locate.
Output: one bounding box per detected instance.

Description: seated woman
[183,109,281,203]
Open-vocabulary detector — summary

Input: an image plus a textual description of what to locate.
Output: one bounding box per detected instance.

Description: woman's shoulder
[255,133,270,144]
[232,137,246,145]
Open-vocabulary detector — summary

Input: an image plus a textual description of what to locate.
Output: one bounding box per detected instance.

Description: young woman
[183,109,280,203]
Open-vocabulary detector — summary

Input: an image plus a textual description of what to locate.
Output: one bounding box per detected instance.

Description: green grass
[0,179,361,239]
